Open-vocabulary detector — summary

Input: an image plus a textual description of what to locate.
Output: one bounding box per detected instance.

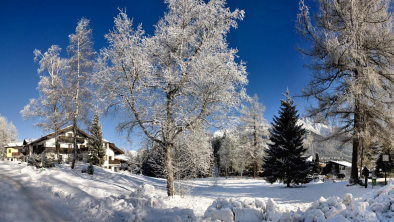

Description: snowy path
[0,171,71,222]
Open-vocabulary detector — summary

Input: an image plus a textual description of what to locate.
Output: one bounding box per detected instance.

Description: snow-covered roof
[24,138,36,143]
[329,160,351,167]
[114,155,130,161]
[5,142,23,147]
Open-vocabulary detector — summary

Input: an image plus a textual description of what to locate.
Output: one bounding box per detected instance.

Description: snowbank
[203,197,289,222]
[203,180,394,222]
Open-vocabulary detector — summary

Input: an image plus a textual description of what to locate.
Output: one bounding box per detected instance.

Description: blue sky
[0,0,317,150]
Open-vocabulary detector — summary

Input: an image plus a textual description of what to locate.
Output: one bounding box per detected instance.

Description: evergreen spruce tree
[262,89,312,187]
[313,152,321,175]
[87,111,105,166]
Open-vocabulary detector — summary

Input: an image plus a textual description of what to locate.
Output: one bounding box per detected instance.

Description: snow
[115,154,130,161]
[330,160,352,168]
[5,142,23,147]
[298,117,332,136]
[1,161,394,221]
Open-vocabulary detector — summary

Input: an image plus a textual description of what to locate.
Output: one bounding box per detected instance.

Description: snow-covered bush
[87,163,94,175]
[42,153,55,168]
[28,154,42,168]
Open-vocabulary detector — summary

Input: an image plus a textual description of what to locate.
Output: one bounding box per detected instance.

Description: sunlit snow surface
[0,161,391,221]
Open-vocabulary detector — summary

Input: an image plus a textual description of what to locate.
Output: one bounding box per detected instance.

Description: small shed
[324,160,352,178]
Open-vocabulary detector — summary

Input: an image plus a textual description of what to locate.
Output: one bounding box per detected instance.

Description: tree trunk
[166,144,175,197]
[253,117,258,179]
[253,161,257,179]
[55,128,59,160]
[71,39,81,170]
[71,119,78,169]
[350,98,360,184]
[359,139,364,177]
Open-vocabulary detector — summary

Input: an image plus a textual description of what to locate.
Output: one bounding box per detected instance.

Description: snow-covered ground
[0,161,392,221]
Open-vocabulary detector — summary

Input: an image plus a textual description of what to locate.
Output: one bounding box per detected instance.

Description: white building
[22,126,125,171]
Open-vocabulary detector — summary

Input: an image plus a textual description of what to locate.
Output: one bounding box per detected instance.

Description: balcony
[12,152,22,157]
[58,136,85,143]
[109,159,121,165]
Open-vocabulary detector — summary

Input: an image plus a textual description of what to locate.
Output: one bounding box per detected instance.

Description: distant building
[5,142,26,162]
[323,160,352,178]
[5,126,125,172]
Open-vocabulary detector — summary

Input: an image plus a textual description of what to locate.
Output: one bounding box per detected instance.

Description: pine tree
[87,111,105,166]
[313,152,321,175]
[262,89,312,187]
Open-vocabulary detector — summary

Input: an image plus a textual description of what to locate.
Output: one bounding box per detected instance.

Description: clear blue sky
[0,0,317,150]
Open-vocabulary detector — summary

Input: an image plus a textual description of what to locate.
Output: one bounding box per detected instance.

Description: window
[8,149,11,153]
[68,144,72,148]
[80,145,85,148]
[109,156,112,161]
[67,133,72,137]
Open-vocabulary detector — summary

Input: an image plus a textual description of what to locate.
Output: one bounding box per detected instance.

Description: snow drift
[203,180,394,222]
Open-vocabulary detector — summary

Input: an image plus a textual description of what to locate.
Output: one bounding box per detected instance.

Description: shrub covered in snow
[87,163,94,175]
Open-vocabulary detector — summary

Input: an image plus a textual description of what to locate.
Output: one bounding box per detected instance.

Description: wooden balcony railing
[109,159,121,165]
[58,136,85,143]
[12,152,22,156]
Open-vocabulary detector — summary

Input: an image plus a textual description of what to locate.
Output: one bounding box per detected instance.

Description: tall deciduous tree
[262,90,311,187]
[67,18,95,169]
[239,94,268,178]
[21,45,69,159]
[0,115,18,159]
[297,0,394,184]
[94,0,247,196]
[87,110,105,166]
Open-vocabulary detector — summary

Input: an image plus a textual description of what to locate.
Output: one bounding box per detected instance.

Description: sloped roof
[114,154,130,161]
[5,142,23,148]
[109,143,124,155]
[23,126,124,154]
[28,126,91,145]
[329,160,352,167]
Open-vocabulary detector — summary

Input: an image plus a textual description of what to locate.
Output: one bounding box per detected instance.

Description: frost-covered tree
[218,131,239,178]
[239,94,268,178]
[173,127,213,179]
[262,90,311,187]
[87,110,105,166]
[94,0,247,196]
[235,135,251,178]
[21,45,69,159]
[297,0,394,184]
[211,134,222,176]
[0,115,18,159]
[67,18,95,169]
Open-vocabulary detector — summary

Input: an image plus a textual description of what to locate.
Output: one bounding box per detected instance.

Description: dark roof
[25,126,124,154]
[109,143,124,155]
[28,126,91,145]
